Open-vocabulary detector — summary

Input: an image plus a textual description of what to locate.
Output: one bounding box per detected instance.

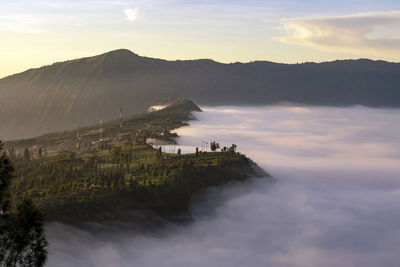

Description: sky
[1,0,399,78]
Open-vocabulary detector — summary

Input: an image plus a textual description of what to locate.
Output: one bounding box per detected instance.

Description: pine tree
[38,147,43,159]
[0,141,48,267]
[23,148,30,161]
[0,142,14,211]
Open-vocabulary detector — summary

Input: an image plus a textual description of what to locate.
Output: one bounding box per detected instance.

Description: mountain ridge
[1,49,399,140]
[5,49,399,81]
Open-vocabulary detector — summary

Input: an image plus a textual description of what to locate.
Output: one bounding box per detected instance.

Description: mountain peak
[96,49,143,73]
[103,49,137,57]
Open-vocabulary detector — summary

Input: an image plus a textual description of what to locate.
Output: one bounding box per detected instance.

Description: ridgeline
[1,49,399,139]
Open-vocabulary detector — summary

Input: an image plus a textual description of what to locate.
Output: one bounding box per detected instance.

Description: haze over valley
[47,105,400,267]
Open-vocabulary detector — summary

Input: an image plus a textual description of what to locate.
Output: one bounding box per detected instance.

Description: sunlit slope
[1,49,399,139]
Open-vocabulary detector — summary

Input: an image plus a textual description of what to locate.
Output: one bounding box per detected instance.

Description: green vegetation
[9,145,265,223]
[4,100,268,223]
[5,99,200,156]
[0,141,48,267]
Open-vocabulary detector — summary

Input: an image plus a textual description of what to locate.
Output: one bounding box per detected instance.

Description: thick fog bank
[47,105,400,267]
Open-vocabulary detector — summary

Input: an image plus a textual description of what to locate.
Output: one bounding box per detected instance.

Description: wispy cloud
[124,8,139,22]
[277,11,400,57]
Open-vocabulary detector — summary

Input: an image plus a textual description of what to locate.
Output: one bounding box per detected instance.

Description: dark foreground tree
[0,144,13,212]
[210,141,220,152]
[0,141,48,267]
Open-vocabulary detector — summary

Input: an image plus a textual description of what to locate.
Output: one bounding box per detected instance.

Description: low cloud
[47,106,400,267]
[124,8,139,22]
[277,11,400,57]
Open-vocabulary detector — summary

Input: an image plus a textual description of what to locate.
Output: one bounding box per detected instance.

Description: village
[7,103,185,160]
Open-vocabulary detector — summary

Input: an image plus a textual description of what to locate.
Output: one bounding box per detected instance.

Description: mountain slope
[1,49,399,139]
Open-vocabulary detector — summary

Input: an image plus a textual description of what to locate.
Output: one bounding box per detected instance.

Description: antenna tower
[99,114,103,142]
[119,105,123,130]
[76,128,80,151]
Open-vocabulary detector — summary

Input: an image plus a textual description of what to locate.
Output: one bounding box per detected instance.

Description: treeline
[42,153,262,223]
[6,141,265,223]
[0,141,48,267]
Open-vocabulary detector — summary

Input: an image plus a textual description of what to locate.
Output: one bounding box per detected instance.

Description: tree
[158,147,162,157]
[229,144,237,154]
[0,142,14,212]
[69,151,76,159]
[23,148,30,161]
[0,200,48,267]
[0,141,48,267]
[177,148,181,156]
[233,144,237,152]
[38,147,43,159]
[210,141,220,152]
[7,148,16,162]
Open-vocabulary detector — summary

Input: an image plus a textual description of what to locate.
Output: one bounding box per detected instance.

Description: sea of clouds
[46,105,400,267]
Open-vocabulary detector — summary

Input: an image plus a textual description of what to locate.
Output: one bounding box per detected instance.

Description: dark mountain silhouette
[0,49,399,140]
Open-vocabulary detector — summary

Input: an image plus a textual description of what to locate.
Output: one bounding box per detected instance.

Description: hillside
[4,99,201,153]
[1,49,399,139]
[5,99,269,223]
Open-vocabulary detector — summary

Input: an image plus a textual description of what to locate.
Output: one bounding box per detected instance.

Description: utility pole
[99,113,103,142]
[119,105,123,131]
[76,128,80,152]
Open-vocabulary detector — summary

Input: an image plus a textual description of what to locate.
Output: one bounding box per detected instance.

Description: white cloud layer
[124,8,139,22]
[277,11,400,57]
[47,105,400,267]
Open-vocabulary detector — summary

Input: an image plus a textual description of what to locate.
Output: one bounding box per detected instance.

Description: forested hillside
[3,100,268,223]
[1,49,399,140]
